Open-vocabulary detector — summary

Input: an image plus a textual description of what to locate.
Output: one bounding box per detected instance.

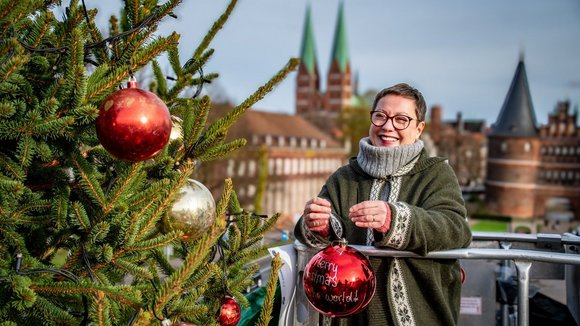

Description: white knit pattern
[390,259,416,326]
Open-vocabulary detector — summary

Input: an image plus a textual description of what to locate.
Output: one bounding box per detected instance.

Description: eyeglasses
[370,111,415,130]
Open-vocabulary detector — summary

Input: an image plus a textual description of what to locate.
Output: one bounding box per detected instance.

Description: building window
[501,142,508,152]
[227,159,235,176]
[284,158,291,175]
[265,135,272,146]
[268,159,275,175]
[524,142,531,152]
[276,158,283,175]
[290,137,297,147]
[540,146,545,155]
[278,136,285,147]
[311,139,318,148]
[248,160,256,177]
[237,161,246,176]
[555,147,561,155]
[247,184,256,197]
[300,138,308,148]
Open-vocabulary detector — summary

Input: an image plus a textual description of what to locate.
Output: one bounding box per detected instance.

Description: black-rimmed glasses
[370,111,415,130]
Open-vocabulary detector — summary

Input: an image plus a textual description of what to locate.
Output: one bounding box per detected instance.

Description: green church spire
[299,4,318,74]
[330,1,349,73]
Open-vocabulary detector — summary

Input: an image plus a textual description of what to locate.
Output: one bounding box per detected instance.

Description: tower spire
[299,4,318,74]
[330,1,349,73]
[490,55,538,137]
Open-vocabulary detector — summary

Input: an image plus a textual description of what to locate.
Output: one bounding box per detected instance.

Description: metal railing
[289,232,580,326]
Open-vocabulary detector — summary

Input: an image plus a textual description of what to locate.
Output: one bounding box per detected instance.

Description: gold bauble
[163,179,216,241]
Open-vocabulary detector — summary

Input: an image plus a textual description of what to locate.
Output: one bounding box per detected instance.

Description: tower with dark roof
[295,4,321,115]
[485,57,541,217]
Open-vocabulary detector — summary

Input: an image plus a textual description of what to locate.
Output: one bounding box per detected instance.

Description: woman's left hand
[349,200,391,231]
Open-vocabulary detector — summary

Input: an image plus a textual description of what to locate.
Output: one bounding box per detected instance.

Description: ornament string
[17,3,170,56]
[0,254,91,325]
[81,241,98,282]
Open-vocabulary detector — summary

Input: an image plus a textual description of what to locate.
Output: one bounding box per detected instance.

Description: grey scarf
[356,137,424,179]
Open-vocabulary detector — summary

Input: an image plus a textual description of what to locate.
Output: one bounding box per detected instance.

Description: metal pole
[514,260,532,326]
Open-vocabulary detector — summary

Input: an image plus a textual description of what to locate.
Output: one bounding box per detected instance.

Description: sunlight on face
[369,95,425,147]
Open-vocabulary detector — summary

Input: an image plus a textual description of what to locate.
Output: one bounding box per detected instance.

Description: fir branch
[110,258,153,280]
[0,100,17,118]
[251,213,280,238]
[123,179,170,246]
[70,153,107,211]
[53,186,70,229]
[134,162,194,241]
[183,48,214,76]
[25,11,54,48]
[84,65,129,105]
[180,262,218,294]
[0,225,28,254]
[151,60,167,97]
[90,290,112,326]
[129,32,179,72]
[31,282,142,309]
[88,221,109,244]
[166,43,181,77]
[71,201,91,231]
[126,231,183,253]
[194,138,246,162]
[192,0,237,60]
[215,178,233,218]
[103,162,144,214]
[0,55,30,88]
[204,58,299,137]
[0,153,25,180]
[34,295,77,326]
[254,253,283,326]
[179,95,209,161]
[189,130,226,160]
[152,230,219,319]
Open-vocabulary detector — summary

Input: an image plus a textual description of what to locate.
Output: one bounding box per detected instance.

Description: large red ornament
[303,239,376,317]
[96,79,171,162]
[218,296,241,326]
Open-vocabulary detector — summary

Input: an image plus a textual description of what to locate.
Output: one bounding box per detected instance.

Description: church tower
[485,56,541,218]
[295,4,321,115]
[324,1,352,112]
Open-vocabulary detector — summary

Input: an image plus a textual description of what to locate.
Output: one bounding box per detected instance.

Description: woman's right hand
[303,197,331,236]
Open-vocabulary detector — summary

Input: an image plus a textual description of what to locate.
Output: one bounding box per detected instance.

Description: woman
[294,83,472,326]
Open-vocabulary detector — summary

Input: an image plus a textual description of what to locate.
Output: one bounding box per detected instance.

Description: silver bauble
[163,178,216,241]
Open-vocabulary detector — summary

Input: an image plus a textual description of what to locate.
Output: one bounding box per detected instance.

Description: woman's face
[369,94,425,147]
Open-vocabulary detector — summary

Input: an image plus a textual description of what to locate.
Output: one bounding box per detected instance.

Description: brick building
[198,104,348,227]
[485,57,580,225]
[429,107,487,187]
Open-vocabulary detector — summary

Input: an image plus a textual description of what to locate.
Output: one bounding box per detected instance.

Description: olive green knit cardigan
[295,149,472,326]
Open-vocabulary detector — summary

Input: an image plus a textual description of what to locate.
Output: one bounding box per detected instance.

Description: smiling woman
[295,83,472,325]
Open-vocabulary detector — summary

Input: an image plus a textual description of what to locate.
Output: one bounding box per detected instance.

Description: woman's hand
[303,197,331,235]
[349,200,391,232]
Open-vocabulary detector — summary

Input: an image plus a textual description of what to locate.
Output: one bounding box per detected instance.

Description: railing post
[514,260,532,326]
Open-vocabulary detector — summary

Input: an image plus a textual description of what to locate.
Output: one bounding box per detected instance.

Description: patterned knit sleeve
[375,160,472,255]
[295,213,343,248]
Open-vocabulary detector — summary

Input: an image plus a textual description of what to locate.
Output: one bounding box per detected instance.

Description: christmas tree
[0,0,298,325]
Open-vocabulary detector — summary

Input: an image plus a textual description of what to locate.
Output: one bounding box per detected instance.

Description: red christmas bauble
[303,240,376,317]
[96,80,171,162]
[218,296,241,326]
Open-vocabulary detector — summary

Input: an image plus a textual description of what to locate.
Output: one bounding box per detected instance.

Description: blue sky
[91,1,580,125]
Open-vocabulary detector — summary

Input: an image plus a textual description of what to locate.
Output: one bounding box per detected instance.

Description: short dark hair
[372,83,427,122]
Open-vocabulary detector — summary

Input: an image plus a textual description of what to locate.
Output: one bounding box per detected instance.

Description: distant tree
[337,89,376,156]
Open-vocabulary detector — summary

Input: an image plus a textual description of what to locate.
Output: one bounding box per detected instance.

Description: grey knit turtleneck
[356,137,424,179]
